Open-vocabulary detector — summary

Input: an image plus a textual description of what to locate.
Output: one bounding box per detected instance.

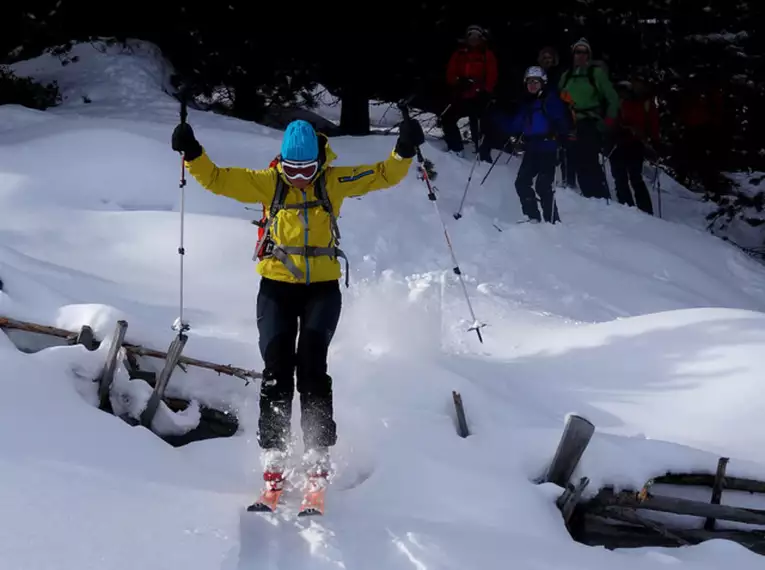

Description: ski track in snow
[0,39,764,570]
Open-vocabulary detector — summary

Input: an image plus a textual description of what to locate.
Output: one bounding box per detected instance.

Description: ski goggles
[281,159,318,180]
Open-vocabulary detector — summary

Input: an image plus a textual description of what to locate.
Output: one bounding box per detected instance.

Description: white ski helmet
[524,66,548,84]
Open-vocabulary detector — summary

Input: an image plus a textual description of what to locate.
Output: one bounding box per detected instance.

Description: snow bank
[0,40,764,569]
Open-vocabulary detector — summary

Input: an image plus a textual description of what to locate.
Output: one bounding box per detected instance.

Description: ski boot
[247,449,288,512]
[298,447,331,517]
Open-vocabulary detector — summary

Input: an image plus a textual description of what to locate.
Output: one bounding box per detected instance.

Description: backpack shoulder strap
[270,172,288,216]
[560,69,571,89]
[587,65,598,91]
[252,164,288,261]
[313,171,341,243]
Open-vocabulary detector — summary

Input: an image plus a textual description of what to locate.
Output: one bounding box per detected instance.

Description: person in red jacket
[611,79,659,215]
[441,25,498,162]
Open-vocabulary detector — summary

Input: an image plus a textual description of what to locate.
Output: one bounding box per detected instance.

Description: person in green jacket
[559,38,620,200]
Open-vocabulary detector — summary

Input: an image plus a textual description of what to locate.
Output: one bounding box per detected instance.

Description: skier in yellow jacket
[171,116,423,478]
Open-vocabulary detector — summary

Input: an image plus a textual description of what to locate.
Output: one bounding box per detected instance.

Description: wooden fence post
[96,320,128,411]
[544,414,595,488]
[140,332,188,429]
[452,391,469,438]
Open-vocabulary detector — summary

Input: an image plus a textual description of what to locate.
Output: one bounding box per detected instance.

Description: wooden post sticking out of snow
[704,456,730,531]
[140,332,188,429]
[96,320,128,411]
[452,391,469,438]
[75,325,97,350]
[544,414,595,488]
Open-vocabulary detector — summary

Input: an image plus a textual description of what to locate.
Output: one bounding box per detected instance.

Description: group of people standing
[441,26,661,223]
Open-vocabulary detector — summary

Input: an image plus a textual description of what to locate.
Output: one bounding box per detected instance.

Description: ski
[297,473,328,517]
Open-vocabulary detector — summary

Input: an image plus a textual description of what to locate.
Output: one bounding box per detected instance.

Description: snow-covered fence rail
[0,315,262,381]
[0,314,253,446]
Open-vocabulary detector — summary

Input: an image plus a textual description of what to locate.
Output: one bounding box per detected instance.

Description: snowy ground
[2,39,765,570]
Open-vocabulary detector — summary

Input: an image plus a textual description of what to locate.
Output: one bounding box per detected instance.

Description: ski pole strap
[271,245,350,287]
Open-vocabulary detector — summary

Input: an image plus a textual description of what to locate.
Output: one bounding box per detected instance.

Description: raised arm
[329,117,424,199]
[329,151,413,199]
[172,123,276,204]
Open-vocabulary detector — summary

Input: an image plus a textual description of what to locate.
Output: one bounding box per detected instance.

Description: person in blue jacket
[499,66,571,223]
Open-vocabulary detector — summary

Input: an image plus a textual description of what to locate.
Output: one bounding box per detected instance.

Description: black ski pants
[610,139,654,215]
[571,119,610,200]
[515,148,560,223]
[256,277,341,451]
[441,97,492,160]
[559,139,577,189]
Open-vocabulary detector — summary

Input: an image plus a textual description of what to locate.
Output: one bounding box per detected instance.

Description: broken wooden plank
[598,506,692,546]
[543,414,595,487]
[593,489,765,526]
[140,333,188,429]
[649,472,765,494]
[579,512,765,555]
[452,390,469,438]
[0,315,261,380]
[705,457,730,531]
[557,476,590,525]
[96,320,128,411]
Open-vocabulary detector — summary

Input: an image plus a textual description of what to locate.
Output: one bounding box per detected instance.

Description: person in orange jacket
[611,79,659,214]
[441,25,498,161]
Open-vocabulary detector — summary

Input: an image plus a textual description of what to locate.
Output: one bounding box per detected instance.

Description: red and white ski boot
[247,449,288,513]
[298,447,331,517]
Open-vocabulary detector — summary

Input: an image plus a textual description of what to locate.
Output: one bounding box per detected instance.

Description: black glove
[171,123,203,161]
[395,117,425,159]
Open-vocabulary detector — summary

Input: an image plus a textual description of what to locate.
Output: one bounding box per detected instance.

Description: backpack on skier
[252,152,349,285]
[559,60,609,121]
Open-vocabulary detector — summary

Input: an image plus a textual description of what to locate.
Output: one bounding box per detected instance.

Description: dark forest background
[1,1,763,249]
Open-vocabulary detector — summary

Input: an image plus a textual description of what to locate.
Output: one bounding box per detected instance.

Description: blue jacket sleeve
[494,106,525,137]
[491,110,516,137]
[508,108,525,136]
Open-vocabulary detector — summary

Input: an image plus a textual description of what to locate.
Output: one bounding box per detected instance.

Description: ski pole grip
[180,98,187,125]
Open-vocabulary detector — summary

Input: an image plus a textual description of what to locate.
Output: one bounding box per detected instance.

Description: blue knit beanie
[281,120,319,162]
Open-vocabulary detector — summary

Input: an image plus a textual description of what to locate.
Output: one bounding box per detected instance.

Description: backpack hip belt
[253,169,351,287]
[271,244,349,287]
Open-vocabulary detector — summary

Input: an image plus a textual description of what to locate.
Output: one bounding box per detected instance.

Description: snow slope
[2,39,765,570]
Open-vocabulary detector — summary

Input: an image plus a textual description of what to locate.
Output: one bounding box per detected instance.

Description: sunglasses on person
[574,49,589,55]
[281,159,319,180]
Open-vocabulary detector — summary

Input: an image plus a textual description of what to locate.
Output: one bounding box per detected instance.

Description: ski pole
[453,135,485,220]
[655,163,663,218]
[173,98,190,333]
[480,134,518,186]
[397,101,486,343]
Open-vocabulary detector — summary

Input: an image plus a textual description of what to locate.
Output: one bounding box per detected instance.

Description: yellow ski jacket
[185,135,413,285]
